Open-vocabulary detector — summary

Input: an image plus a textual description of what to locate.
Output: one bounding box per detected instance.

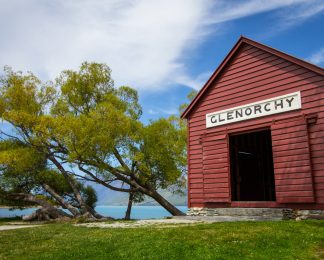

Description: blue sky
[0,0,323,124]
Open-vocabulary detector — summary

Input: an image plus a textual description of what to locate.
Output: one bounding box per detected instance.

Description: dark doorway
[230,129,276,201]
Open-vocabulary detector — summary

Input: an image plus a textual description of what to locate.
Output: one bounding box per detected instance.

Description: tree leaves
[0,61,187,215]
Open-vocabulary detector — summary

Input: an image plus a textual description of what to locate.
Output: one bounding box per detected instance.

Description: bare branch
[113,148,132,174]
[78,165,135,193]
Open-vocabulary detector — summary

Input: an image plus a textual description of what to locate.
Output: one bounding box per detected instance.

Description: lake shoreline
[1,205,188,219]
[0,206,41,209]
[1,205,187,208]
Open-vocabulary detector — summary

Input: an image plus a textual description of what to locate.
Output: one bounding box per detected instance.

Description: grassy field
[0,220,323,259]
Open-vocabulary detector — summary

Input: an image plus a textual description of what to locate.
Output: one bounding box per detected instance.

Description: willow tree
[0,63,186,216]
[0,139,101,220]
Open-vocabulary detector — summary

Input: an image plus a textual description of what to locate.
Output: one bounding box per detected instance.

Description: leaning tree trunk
[104,150,185,216]
[49,156,87,211]
[22,207,69,221]
[124,191,134,220]
[75,159,185,217]
[124,176,186,216]
[147,190,186,216]
[7,192,71,221]
[42,183,81,217]
[83,205,107,219]
[49,156,103,219]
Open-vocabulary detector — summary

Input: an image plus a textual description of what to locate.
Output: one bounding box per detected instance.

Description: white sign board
[206,91,301,128]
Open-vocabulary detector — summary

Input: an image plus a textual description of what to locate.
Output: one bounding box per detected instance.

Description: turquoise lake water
[0,206,188,219]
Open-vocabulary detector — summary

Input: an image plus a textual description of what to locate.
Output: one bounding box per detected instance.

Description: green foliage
[0,221,323,259]
[179,89,197,115]
[0,140,45,199]
[80,185,97,209]
[0,140,45,175]
[48,63,143,164]
[38,170,72,195]
[57,62,114,113]
[133,191,145,203]
[0,62,187,213]
[0,66,55,129]
[0,217,21,225]
[136,116,186,188]
[0,139,96,209]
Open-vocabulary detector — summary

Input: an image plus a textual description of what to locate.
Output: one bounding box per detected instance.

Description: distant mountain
[91,183,187,206]
[137,190,187,206]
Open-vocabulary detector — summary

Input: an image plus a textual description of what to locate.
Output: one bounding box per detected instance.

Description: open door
[230,129,276,201]
[271,117,315,203]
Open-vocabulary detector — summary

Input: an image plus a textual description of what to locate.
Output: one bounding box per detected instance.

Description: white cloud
[275,0,324,27]
[205,0,307,24]
[0,0,322,92]
[174,71,212,90]
[148,108,178,116]
[0,0,209,90]
[308,48,324,65]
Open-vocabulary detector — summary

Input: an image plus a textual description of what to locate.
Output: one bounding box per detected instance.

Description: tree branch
[113,148,132,174]
[47,155,88,213]
[42,183,80,217]
[77,166,135,193]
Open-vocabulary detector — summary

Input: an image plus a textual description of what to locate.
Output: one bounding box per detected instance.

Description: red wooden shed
[181,36,324,215]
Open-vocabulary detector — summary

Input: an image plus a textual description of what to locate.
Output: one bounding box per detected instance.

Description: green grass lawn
[0,220,323,259]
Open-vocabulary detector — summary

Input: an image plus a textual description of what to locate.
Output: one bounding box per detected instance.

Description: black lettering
[254,105,262,114]
[227,111,233,120]
[245,107,252,116]
[286,97,294,107]
[210,116,217,123]
[274,99,284,110]
[219,113,225,122]
[235,109,243,118]
[264,103,271,112]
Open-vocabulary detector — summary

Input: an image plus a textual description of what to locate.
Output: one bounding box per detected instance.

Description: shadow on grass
[0,217,21,224]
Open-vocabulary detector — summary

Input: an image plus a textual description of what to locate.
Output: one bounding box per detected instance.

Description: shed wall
[188,43,324,209]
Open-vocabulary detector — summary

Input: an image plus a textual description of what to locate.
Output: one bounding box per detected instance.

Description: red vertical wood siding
[271,117,315,203]
[187,42,324,209]
[202,132,230,203]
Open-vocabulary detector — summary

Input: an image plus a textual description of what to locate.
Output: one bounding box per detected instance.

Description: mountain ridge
[93,183,187,206]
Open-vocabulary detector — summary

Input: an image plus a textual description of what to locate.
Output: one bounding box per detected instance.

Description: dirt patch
[76,218,205,229]
[0,225,42,231]
[75,215,283,229]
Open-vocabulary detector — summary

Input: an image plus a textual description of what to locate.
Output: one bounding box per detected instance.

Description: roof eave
[181,36,324,119]
[180,35,246,119]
